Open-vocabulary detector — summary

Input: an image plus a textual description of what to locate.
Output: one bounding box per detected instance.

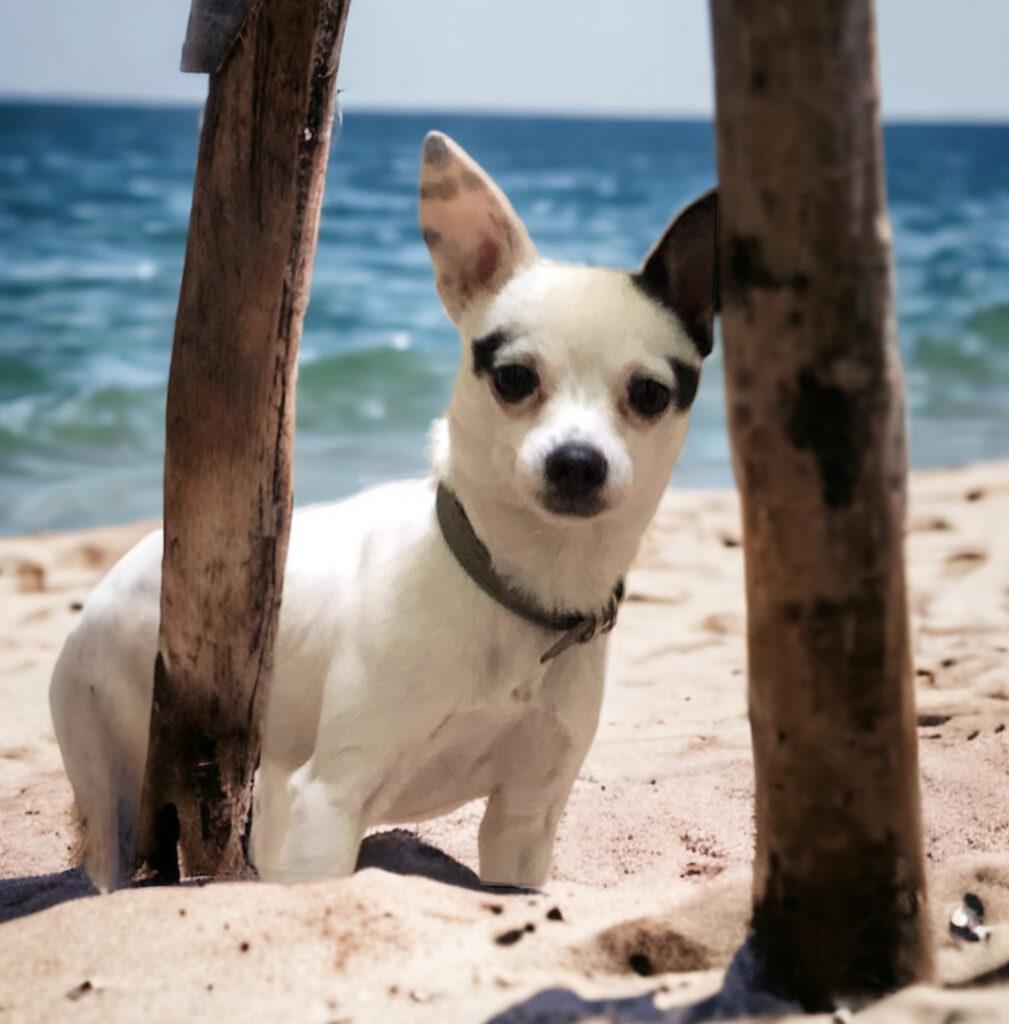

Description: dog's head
[421,132,716,525]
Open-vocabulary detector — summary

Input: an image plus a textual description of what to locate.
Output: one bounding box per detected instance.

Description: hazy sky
[1,0,1006,120]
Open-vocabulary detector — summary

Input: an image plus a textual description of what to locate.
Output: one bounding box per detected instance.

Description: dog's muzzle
[541,442,608,517]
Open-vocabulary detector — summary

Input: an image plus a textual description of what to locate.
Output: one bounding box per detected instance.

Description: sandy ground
[1,464,1008,1023]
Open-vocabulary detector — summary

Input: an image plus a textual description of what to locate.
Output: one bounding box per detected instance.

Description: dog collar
[435,483,624,663]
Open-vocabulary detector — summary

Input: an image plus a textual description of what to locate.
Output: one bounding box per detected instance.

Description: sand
[1,464,1008,1023]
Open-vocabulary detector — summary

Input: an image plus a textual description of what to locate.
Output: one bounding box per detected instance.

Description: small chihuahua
[50,133,716,891]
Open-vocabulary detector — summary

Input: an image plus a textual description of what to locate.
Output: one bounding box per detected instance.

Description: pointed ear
[419,132,537,323]
[634,189,718,358]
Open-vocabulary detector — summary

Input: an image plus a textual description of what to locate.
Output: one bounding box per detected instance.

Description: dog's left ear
[419,132,537,323]
[634,189,718,358]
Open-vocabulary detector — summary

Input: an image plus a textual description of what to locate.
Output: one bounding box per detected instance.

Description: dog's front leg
[478,643,606,888]
[252,759,365,882]
[478,771,575,888]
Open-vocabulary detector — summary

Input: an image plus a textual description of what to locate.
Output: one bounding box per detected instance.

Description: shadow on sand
[355,827,529,894]
[484,987,669,1023]
[0,828,526,926]
[0,868,96,925]
[483,942,803,1024]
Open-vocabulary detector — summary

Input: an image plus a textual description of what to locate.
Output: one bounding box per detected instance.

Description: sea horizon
[4,93,1009,128]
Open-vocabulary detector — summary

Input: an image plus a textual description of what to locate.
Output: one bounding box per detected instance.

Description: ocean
[1,103,1007,535]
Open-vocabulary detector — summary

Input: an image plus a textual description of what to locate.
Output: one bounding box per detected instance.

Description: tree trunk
[709,0,932,1007]
[136,0,351,881]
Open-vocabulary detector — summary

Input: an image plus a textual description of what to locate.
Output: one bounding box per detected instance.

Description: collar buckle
[538,586,624,664]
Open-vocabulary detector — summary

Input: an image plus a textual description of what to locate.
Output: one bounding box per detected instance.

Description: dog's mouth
[538,489,607,519]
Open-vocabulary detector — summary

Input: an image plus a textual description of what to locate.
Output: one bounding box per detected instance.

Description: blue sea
[1,103,1008,535]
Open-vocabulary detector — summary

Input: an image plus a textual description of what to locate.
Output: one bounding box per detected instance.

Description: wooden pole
[709,0,932,1007]
[136,0,351,881]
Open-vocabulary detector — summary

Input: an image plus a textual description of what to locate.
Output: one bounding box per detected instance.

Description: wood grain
[137,0,351,880]
[710,0,933,1006]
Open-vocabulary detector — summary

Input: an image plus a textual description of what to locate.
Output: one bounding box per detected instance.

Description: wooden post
[710,0,932,1007]
[136,0,351,881]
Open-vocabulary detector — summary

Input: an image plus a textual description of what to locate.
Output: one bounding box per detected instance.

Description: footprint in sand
[909,515,954,533]
[591,915,712,976]
[13,561,46,594]
[944,549,988,579]
[698,612,744,636]
[20,606,55,626]
[63,541,111,572]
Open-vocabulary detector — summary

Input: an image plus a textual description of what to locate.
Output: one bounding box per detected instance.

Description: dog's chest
[374,643,553,823]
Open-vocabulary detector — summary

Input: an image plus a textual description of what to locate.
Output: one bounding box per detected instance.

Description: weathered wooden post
[137,0,351,880]
[709,0,932,1007]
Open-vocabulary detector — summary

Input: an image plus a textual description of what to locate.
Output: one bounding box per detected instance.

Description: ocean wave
[1,104,1008,533]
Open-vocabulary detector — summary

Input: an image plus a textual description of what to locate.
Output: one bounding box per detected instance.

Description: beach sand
[1,464,1007,1022]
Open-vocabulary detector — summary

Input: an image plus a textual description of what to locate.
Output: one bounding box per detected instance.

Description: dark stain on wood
[785,368,861,507]
[728,235,810,297]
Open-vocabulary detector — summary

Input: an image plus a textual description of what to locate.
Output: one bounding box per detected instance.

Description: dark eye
[627,376,672,419]
[491,363,539,404]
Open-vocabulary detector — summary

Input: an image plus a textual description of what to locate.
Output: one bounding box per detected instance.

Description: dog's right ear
[634,189,718,358]
[419,132,537,324]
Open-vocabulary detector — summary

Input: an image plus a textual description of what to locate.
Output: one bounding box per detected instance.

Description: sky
[1,0,1007,121]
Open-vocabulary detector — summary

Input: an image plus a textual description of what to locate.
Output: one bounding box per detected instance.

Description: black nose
[545,443,608,497]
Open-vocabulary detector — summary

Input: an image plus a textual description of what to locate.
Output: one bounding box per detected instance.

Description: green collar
[435,483,624,663]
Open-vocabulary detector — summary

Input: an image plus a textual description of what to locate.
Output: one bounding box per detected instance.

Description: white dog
[50,132,717,892]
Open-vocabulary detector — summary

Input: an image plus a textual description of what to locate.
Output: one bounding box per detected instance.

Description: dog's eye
[627,376,673,419]
[491,364,539,404]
